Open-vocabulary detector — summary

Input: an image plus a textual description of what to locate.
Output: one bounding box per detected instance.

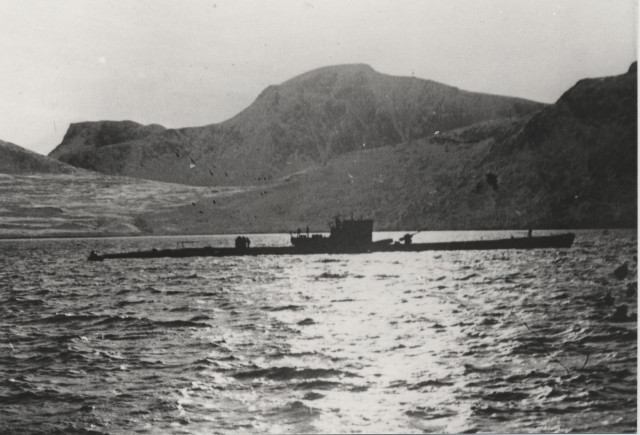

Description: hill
[452,61,638,229]
[135,62,637,232]
[2,63,633,238]
[48,64,544,186]
[0,172,231,238]
[50,120,165,158]
[0,140,85,174]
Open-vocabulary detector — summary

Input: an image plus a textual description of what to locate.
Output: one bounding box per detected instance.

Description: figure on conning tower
[400,233,413,245]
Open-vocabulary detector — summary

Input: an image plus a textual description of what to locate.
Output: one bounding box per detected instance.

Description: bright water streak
[0,230,636,433]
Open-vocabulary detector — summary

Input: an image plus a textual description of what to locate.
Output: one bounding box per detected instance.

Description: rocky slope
[0,140,85,174]
[0,172,233,238]
[456,61,638,229]
[49,64,543,186]
[50,120,165,158]
[136,62,637,232]
[3,63,633,237]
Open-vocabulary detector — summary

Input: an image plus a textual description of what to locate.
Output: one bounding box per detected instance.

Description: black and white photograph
[0,0,637,433]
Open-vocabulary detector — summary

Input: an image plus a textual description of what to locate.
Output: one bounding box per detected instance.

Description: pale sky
[0,0,636,155]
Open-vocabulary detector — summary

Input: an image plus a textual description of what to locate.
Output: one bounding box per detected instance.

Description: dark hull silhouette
[88,233,575,261]
[377,233,576,252]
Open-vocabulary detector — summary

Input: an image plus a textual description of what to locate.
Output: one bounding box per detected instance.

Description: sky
[0,0,636,155]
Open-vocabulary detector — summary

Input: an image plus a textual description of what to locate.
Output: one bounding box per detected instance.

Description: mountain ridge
[48,64,545,186]
[0,63,633,237]
[134,62,636,232]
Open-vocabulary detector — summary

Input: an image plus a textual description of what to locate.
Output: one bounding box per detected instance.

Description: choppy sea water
[0,230,636,434]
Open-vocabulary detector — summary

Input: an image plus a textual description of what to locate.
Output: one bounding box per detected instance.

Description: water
[0,230,636,433]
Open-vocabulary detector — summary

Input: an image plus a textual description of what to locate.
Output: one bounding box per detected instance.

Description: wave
[503,370,551,383]
[292,380,344,390]
[297,318,315,326]
[408,379,455,390]
[405,406,458,420]
[316,272,348,279]
[579,328,637,344]
[482,391,529,401]
[156,320,212,328]
[463,363,504,375]
[233,366,357,381]
[36,313,105,324]
[0,390,90,405]
[26,313,214,331]
[302,391,325,400]
[168,273,200,279]
[456,273,479,281]
[116,299,146,307]
[5,296,45,306]
[189,315,212,322]
[191,291,221,297]
[268,351,323,360]
[263,305,303,312]
[93,315,211,328]
[270,400,321,419]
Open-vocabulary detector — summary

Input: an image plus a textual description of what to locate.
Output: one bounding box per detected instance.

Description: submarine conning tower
[329,216,374,246]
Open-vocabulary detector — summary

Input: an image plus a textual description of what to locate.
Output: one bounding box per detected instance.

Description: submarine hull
[88,233,576,261]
